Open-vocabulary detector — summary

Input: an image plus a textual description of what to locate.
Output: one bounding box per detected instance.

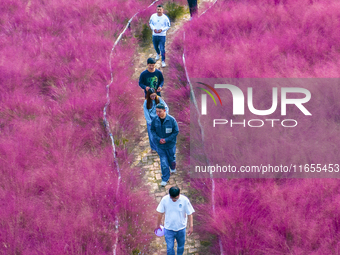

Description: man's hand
[157,87,162,92]
[159,138,166,144]
[187,226,193,236]
[154,29,159,33]
[146,86,150,91]
[158,29,162,33]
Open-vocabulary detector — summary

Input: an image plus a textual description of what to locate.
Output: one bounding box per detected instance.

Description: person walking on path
[143,88,169,153]
[149,4,171,67]
[151,103,179,187]
[139,58,164,98]
[187,0,198,18]
[155,186,195,255]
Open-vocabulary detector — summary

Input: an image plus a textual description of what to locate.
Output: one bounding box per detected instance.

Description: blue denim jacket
[150,114,179,150]
[143,97,169,125]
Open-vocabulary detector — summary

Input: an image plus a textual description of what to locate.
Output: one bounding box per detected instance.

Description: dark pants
[187,0,198,17]
[152,35,166,61]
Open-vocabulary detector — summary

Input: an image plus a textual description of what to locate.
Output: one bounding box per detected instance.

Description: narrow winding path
[130,1,215,254]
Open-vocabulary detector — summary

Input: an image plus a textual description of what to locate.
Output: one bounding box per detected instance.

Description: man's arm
[187,214,193,236]
[151,119,162,143]
[139,72,147,90]
[161,16,171,32]
[164,117,179,143]
[158,71,164,88]
[156,212,164,229]
[149,15,156,31]
[155,197,165,230]
[157,71,164,92]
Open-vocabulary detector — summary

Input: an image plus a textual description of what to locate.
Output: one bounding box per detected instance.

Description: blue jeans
[152,35,166,61]
[147,124,157,151]
[164,228,186,255]
[156,146,176,182]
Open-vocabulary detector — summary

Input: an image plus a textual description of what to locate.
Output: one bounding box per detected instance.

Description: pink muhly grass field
[165,0,340,254]
[0,0,162,254]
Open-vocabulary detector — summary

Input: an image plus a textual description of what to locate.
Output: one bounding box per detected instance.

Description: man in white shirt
[149,5,171,68]
[155,187,195,255]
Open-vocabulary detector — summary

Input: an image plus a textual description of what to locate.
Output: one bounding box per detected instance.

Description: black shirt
[139,69,164,97]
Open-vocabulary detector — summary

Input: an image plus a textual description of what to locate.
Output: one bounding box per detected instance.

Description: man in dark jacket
[151,103,179,186]
[187,0,198,18]
[139,58,164,98]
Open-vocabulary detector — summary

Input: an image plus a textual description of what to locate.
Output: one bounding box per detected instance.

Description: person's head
[146,88,160,109]
[156,103,166,118]
[146,88,157,100]
[156,5,164,16]
[147,58,156,72]
[169,186,180,202]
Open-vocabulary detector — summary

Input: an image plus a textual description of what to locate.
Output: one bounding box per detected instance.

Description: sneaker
[160,181,168,187]
[170,169,177,174]
[161,61,166,67]
[155,54,160,60]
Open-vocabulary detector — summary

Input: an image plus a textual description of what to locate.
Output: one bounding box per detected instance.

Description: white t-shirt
[149,13,171,36]
[156,194,195,231]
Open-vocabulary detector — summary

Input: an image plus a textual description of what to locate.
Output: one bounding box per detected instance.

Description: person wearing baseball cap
[150,103,179,186]
[139,58,164,98]
[144,88,169,153]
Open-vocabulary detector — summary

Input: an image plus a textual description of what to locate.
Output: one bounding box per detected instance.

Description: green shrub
[134,23,153,46]
[132,248,141,255]
[165,2,185,22]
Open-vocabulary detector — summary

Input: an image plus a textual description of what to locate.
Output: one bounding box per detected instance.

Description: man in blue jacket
[151,103,179,186]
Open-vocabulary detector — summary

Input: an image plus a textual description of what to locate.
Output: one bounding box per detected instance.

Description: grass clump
[165,1,186,22]
[135,23,153,46]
